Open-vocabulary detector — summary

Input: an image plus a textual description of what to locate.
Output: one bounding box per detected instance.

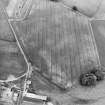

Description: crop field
[10,0,104,104]
[11,0,100,87]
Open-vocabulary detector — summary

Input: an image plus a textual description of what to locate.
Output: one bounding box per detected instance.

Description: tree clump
[79,67,105,87]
